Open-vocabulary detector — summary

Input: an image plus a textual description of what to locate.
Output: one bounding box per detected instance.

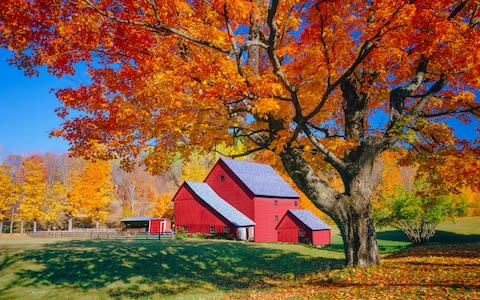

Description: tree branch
[82,0,231,54]
[303,126,347,171]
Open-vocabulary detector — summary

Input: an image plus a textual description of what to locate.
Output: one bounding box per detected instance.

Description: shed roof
[220,157,299,198]
[288,210,330,230]
[186,181,255,227]
[120,216,161,222]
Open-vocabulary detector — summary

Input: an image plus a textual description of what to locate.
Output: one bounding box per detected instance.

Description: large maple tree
[1,0,479,266]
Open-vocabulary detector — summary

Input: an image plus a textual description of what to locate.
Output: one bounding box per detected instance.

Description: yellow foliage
[17,156,47,221]
[150,193,173,218]
[71,160,114,222]
[460,186,480,216]
[0,164,16,220]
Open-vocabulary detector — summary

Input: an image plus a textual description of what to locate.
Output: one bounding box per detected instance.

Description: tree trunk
[20,221,24,234]
[9,207,15,235]
[96,220,99,232]
[68,217,73,232]
[33,219,37,232]
[281,147,381,267]
[336,208,380,267]
[0,221,3,234]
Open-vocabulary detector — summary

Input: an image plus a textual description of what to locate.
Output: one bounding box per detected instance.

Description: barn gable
[219,158,299,198]
[185,181,255,227]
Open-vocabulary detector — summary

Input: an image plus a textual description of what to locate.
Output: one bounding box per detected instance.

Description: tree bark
[334,200,380,267]
[96,220,99,232]
[68,216,73,232]
[0,221,3,234]
[33,219,37,232]
[20,221,24,234]
[9,207,15,235]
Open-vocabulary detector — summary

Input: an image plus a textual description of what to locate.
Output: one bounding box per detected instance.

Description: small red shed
[120,216,171,234]
[276,210,331,246]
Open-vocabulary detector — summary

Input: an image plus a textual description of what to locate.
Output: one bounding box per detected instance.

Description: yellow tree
[44,180,67,229]
[150,193,173,219]
[71,160,114,231]
[63,157,85,231]
[17,156,47,232]
[0,164,16,234]
[182,143,246,182]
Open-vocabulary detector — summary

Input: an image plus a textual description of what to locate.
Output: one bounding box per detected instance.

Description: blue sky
[0,49,71,157]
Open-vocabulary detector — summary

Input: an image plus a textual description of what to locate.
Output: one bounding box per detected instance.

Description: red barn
[173,158,330,244]
[204,158,300,242]
[174,158,299,242]
[276,210,331,246]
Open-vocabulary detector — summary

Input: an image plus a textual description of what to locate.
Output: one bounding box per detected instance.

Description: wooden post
[9,207,15,235]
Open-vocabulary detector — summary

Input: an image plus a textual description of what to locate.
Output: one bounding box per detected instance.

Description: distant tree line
[0,149,478,239]
[0,153,178,233]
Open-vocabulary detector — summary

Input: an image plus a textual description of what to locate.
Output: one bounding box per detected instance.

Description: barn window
[299,229,305,238]
[274,200,278,206]
[294,201,298,206]
[220,175,225,182]
[275,215,279,222]
[222,226,230,233]
[209,226,217,234]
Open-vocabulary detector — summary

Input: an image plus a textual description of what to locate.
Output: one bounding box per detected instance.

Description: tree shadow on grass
[1,239,344,298]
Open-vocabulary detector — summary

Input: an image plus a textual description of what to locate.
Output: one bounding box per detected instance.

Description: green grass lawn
[0,217,479,299]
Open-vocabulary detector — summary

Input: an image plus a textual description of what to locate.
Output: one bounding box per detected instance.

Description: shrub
[205,232,235,240]
[374,183,466,244]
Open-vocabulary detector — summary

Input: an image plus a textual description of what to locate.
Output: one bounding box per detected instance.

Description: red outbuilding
[276,210,331,246]
[121,216,171,234]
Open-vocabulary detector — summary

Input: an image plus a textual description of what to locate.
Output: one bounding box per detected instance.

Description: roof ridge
[218,158,299,198]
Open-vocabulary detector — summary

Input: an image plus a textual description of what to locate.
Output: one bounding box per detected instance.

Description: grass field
[0,217,479,299]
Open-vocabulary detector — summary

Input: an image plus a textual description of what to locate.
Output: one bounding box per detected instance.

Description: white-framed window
[209,226,217,234]
[223,226,230,233]
[299,229,305,238]
[220,175,225,182]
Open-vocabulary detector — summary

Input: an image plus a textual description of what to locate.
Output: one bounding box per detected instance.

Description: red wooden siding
[254,197,297,242]
[312,230,331,245]
[150,220,161,233]
[204,161,255,220]
[205,161,298,242]
[173,184,236,235]
[149,219,171,234]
